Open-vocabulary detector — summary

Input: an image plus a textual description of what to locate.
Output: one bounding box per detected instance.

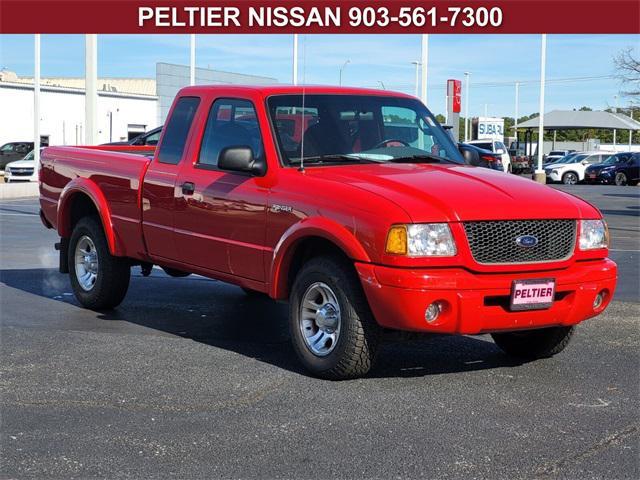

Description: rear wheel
[289,256,380,380]
[161,267,191,278]
[615,172,628,186]
[562,172,578,185]
[491,326,574,359]
[68,216,130,310]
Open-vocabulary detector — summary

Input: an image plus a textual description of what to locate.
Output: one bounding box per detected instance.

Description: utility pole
[464,72,471,142]
[534,34,547,184]
[613,94,618,149]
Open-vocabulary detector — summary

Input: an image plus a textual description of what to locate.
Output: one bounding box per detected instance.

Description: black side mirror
[459,145,481,166]
[218,146,266,176]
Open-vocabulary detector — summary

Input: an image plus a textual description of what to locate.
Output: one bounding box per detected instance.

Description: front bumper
[546,170,562,182]
[355,259,617,335]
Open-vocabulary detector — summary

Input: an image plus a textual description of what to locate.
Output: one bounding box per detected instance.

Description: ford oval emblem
[516,235,539,248]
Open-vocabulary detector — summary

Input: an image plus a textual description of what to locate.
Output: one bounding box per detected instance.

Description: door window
[157,97,200,165]
[198,99,263,167]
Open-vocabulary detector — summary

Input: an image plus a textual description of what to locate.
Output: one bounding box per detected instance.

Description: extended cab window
[198,99,263,167]
[157,96,200,164]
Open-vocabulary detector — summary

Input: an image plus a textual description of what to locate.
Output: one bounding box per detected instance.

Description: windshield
[553,153,582,164]
[267,94,464,166]
[601,154,624,165]
[23,151,34,161]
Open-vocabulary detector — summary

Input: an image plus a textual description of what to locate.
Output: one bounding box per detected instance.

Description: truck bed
[40,145,155,259]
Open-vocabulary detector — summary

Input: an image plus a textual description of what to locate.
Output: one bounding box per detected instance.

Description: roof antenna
[299,35,307,172]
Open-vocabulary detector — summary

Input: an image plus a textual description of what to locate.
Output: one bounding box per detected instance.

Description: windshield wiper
[387,154,455,164]
[291,154,372,165]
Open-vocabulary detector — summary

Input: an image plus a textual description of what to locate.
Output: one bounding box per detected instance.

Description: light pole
[464,72,471,142]
[339,59,351,86]
[613,94,618,148]
[514,81,520,147]
[190,34,196,86]
[534,34,547,184]
[32,34,40,182]
[292,34,298,85]
[420,34,429,105]
[411,61,421,97]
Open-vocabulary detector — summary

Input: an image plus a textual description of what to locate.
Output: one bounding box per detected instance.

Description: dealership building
[0,63,277,147]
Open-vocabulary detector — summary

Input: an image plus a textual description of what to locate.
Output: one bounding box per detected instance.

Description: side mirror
[581,160,589,165]
[496,148,505,154]
[459,145,481,166]
[218,146,266,176]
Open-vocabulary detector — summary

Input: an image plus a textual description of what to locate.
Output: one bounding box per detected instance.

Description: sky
[0,34,638,118]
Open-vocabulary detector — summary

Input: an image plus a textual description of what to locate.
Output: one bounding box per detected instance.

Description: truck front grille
[463,220,576,264]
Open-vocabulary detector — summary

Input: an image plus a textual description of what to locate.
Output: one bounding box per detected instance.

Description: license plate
[510,279,555,311]
[589,173,596,178]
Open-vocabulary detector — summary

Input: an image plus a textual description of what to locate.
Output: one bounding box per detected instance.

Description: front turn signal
[385,225,408,255]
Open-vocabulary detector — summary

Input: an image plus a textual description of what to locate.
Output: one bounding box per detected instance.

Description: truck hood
[305,163,598,222]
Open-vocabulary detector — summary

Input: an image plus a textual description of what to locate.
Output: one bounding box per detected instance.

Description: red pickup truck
[39,85,617,379]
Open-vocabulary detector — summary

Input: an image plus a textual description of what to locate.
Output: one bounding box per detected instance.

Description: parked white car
[3,149,41,182]
[467,139,511,173]
[544,151,614,184]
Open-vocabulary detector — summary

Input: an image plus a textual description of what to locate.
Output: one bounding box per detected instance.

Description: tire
[629,180,639,186]
[562,172,578,185]
[161,267,191,277]
[491,326,574,359]
[289,255,381,380]
[615,172,628,186]
[68,216,130,310]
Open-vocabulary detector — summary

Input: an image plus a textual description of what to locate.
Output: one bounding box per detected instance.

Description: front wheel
[68,216,130,310]
[289,256,381,380]
[562,172,578,185]
[491,326,574,359]
[615,172,628,186]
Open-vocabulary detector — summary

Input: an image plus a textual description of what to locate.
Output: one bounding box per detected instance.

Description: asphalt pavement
[1,184,638,479]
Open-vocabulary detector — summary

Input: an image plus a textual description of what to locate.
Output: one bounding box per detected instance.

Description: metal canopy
[517,110,640,131]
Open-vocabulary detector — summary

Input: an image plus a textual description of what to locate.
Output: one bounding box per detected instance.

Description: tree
[614,48,640,102]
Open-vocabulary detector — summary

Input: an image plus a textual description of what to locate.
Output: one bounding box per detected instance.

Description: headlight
[386,223,457,257]
[579,219,609,250]
[4,167,10,173]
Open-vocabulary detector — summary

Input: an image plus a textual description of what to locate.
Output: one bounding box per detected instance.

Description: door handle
[181,181,195,195]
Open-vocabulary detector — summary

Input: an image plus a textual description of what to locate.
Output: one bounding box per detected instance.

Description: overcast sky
[0,34,637,117]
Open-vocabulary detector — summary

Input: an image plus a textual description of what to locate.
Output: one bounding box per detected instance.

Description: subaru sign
[475,116,504,143]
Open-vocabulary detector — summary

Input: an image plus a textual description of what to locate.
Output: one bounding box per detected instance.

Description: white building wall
[0,83,157,146]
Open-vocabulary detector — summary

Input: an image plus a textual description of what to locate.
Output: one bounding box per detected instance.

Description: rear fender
[58,178,120,255]
[269,217,371,299]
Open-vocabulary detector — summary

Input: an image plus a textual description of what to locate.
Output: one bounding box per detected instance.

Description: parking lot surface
[1,185,638,479]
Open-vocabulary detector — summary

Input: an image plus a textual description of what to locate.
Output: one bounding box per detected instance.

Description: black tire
[615,172,628,186]
[68,216,130,310]
[491,326,575,359]
[562,172,579,185]
[289,255,381,380]
[161,266,191,278]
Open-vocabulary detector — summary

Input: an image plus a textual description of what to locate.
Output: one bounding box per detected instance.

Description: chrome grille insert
[463,220,576,264]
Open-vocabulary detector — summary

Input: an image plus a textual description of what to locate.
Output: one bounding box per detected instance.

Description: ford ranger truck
[39,86,618,380]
